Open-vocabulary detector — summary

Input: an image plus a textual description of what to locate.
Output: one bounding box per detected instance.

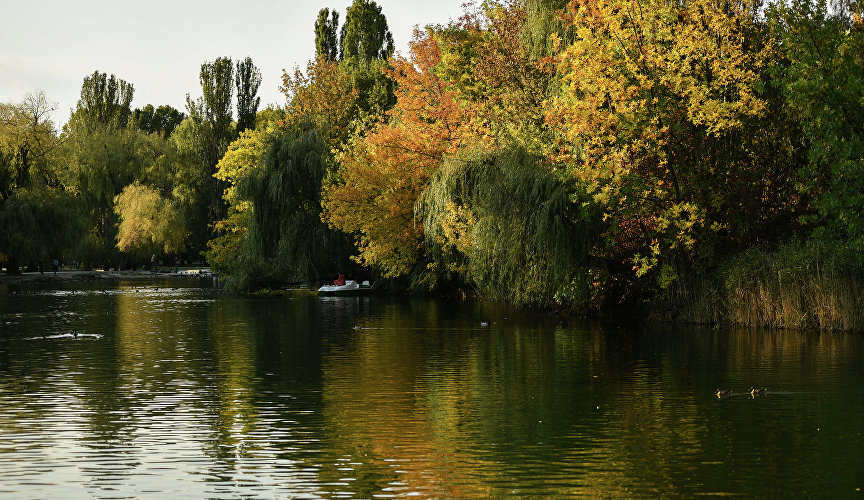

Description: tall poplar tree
[315,8,340,61]
[336,0,396,113]
[199,56,234,153]
[339,0,394,66]
[235,57,262,134]
[74,71,134,132]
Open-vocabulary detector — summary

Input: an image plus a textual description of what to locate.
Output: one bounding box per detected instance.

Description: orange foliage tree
[323,29,469,278]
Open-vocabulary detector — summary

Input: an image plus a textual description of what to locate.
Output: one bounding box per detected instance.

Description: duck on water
[715,387,768,397]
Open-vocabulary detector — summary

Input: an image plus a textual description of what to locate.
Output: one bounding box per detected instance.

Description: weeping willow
[419,145,596,307]
[0,187,84,274]
[237,118,351,288]
[524,0,572,60]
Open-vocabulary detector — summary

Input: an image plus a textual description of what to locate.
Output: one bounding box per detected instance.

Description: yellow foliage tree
[114,182,186,255]
[205,127,270,271]
[281,56,360,152]
[551,0,771,276]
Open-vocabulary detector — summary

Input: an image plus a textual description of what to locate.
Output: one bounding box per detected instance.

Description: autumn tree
[323,30,469,279]
[114,182,186,256]
[281,56,359,150]
[436,1,554,153]
[551,0,773,284]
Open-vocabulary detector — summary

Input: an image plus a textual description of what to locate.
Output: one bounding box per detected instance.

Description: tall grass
[657,241,864,331]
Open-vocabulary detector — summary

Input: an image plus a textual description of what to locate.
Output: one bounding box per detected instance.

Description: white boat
[317,280,372,296]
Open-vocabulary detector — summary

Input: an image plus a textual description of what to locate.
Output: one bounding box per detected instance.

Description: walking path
[0,268,212,285]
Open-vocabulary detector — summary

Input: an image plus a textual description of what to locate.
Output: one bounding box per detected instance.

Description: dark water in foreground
[0,279,862,498]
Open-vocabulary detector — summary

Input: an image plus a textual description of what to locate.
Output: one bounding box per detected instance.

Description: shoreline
[0,269,214,286]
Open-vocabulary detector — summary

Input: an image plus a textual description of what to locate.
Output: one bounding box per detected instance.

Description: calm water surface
[0,279,862,498]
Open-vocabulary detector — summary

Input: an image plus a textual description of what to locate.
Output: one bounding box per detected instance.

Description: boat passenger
[334,274,346,286]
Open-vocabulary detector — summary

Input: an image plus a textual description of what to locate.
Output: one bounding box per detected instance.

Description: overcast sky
[1,0,468,128]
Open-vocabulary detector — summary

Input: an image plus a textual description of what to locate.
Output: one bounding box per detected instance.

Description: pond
[0,279,862,498]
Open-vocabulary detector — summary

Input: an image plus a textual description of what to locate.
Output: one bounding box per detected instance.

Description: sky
[1,0,469,128]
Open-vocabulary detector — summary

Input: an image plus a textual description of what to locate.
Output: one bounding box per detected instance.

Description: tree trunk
[4,255,21,275]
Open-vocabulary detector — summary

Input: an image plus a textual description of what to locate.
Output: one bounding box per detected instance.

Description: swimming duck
[749,387,766,395]
[716,389,732,397]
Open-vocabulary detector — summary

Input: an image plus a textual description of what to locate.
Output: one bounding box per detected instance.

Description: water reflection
[0,282,862,498]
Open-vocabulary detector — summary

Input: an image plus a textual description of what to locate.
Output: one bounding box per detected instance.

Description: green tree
[339,0,394,66]
[215,118,352,290]
[133,104,185,137]
[199,56,235,151]
[165,113,216,255]
[0,91,60,198]
[337,0,396,113]
[315,8,340,61]
[0,188,82,273]
[524,0,570,59]
[235,56,262,133]
[180,56,237,253]
[420,146,596,306]
[251,119,352,282]
[205,127,269,276]
[63,71,157,269]
[769,1,864,254]
[74,71,134,133]
[0,92,80,273]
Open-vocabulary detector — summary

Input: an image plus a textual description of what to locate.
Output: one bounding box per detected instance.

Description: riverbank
[0,268,214,285]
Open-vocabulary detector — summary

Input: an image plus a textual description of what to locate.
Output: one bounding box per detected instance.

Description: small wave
[23,332,104,341]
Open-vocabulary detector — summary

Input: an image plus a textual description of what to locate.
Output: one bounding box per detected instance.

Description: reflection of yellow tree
[115,286,169,371]
[206,301,259,466]
[115,286,259,468]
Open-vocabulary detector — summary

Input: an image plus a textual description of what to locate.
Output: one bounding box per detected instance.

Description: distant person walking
[151,254,156,273]
[52,258,59,276]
